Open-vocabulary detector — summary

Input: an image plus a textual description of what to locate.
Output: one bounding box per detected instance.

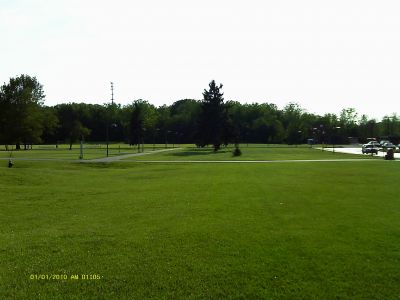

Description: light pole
[142,128,146,153]
[106,123,117,157]
[106,82,116,157]
[319,124,325,151]
[311,127,318,148]
[106,125,109,157]
[297,130,302,147]
[165,130,172,148]
[332,126,341,153]
[172,131,178,148]
[153,128,160,151]
[79,135,84,159]
[177,132,182,148]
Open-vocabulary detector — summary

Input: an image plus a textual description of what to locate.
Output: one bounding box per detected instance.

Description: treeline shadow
[170,148,231,157]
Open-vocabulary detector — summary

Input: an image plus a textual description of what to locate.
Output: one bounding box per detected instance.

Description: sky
[1,0,400,120]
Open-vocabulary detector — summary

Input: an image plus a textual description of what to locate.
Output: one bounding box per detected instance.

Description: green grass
[0,144,172,160]
[126,145,377,161]
[0,144,375,162]
[1,155,399,299]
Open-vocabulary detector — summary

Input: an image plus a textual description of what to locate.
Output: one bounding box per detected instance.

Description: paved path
[320,147,400,159]
[127,158,384,163]
[87,147,182,163]
[2,147,397,164]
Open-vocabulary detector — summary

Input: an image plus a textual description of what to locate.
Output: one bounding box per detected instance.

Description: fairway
[1,147,399,299]
[0,144,170,161]
[3,2,400,298]
[124,145,377,161]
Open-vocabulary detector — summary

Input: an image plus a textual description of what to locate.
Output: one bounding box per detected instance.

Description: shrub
[232,147,242,156]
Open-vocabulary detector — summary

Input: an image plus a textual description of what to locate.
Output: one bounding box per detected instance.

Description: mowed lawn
[126,145,377,161]
[0,144,377,161]
[0,144,170,160]
[0,156,399,298]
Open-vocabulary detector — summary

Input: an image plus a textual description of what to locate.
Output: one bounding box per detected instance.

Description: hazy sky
[1,0,400,120]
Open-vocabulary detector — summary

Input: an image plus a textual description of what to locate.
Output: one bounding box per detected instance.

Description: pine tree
[197,80,228,151]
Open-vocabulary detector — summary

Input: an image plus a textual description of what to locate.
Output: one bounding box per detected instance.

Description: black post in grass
[106,124,109,157]
[106,123,118,156]
[79,136,84,160]
[319,124,325,151]
[297,130,302,147]
[8,150,13,168]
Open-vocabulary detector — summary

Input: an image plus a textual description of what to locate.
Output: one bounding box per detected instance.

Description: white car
[362,144,379,154]
[363,141,380,148]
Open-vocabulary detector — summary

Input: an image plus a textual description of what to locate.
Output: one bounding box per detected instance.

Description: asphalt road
[87,147,182,162]
[321,147,400,159]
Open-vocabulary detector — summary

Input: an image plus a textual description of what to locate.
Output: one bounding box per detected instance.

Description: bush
[232,147,242,157]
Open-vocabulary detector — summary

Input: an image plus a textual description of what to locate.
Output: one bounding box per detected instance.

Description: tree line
[1,75,399,150]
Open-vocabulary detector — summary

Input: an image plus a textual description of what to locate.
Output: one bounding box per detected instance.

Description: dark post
[297,130,302,147]
[165,130,169,148]
[79,135,84,159]
[106,125,109,157]
[153,128,158,151]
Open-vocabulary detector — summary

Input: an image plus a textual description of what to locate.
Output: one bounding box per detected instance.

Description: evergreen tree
[197,80,228,151]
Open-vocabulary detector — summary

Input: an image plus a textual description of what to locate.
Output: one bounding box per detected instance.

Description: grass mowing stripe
[1,160,399,298]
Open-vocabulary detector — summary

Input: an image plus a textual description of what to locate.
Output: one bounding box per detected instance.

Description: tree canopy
[0,75,52,149]
[197,80,231,151]
[1,75,400,149]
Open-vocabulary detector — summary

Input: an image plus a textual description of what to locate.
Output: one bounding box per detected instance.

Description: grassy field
[0,147,398,299]
[0,143,377,162]
[126,145,377,161]
[0,144,173,160]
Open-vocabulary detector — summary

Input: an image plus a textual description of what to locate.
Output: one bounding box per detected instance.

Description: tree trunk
[69,142,72,150]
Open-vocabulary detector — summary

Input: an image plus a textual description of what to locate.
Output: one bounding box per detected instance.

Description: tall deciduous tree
[55,103,91,150]
[0,75,48,149]
[128,100,157,150]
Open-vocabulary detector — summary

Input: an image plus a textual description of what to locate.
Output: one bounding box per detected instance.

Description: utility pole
[110,82,114,105]
[107,81,114,157]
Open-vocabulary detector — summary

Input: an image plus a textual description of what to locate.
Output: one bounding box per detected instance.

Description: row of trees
[1,75,400,150]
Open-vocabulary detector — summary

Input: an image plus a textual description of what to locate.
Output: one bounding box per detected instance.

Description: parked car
[363,141,380,148]
[379,140,390,146]
[382,142,397,150]
[362,144,379,154]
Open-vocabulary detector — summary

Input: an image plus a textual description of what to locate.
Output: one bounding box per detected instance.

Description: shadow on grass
[77,162,138,169]
[170,148,232,157]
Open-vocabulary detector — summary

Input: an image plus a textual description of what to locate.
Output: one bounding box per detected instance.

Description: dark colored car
[379,140,390,146]
[362,144,379,154]
[382,142,397,150]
